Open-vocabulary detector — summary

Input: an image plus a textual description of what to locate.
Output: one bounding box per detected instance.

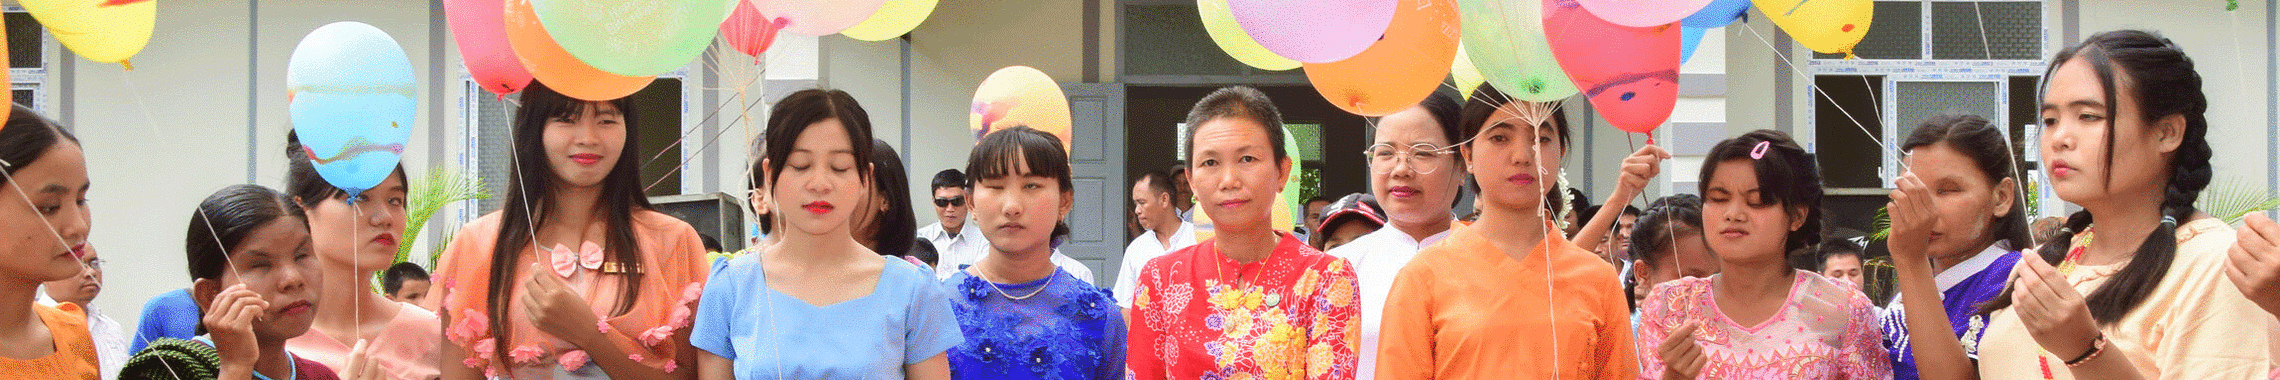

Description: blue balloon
[1681,26,1706,65]
[1682,0,1750,27]
[287,22,416,197]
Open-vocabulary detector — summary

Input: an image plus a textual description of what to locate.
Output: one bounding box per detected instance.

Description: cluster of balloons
[447,0,939,101]
[1209,0,1870,134]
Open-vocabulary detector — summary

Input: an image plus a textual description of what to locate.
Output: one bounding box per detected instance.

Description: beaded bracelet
[2064,334,2108,368]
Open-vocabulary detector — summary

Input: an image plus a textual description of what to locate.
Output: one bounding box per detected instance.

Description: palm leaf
[397,166,491,265]
[2196,178,2280,224]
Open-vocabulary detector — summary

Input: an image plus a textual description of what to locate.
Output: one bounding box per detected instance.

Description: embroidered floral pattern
[1128,234,1360,380]
[1636,271,1890,379]
[947,271,1125,380]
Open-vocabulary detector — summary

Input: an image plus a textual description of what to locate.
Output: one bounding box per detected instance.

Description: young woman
[430,81,711,379]
[1373,85,1636,379]
[1127,86,1359,380]
[690,89,959,380]
[1879,114,2030,380]
[120,185,334,380]
[852,139,917,259]
[0,104,100,379]
[282,132,441,380]
[1627,194,1718,313]
[1325,91,1462,380]
[944,126,1124,379]
[1974,29,2268,379]
[2228,208,2280,380]
[1636,130,1887,379]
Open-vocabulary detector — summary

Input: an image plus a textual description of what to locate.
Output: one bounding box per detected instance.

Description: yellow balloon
[1198,0,1298,71]
[1451,42,1485,100]
[1753,0,1872,58]
[841,0,936,41]
[970,66,1073,151]
[19,0,156,67]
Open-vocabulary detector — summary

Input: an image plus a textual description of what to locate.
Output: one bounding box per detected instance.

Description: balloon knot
[120,60,134,71]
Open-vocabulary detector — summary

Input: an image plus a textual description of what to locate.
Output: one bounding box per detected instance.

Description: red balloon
[721,0,784,62]
[443,0,533,98]
[1545,0,1680,134]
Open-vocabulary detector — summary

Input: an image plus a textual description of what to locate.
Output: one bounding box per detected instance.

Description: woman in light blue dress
[943,126,1125,380]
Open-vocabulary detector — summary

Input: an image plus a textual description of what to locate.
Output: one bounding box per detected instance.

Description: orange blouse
[431,210,710,379]
[1373,223,1635,380]
[0,303,100,379]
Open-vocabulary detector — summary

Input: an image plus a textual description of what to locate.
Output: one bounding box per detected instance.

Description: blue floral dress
[944,268,1126,380]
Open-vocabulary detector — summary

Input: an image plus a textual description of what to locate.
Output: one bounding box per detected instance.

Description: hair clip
[1749,140,1771,160]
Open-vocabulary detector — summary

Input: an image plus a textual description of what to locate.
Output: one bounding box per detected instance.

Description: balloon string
[643,92,773,193]
[1734,21,1891,152]
[636,57,772,170]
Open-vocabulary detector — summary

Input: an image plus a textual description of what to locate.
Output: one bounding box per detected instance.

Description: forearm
[1892,259,1978,380]
[1574,193,1634,251]
[564,327,686,380]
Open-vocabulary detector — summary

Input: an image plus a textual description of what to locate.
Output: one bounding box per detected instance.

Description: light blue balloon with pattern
[287,22,415,197]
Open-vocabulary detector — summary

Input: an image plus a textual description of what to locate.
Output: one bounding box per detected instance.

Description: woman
[0,104,99,379]
[1374,85,1637,379]
[1879,114,2030,380]
[283,131,441,380]
[1322,90,1463,379]
[431,81,710,379]
[1626,194,1717,313]
[121,185,334,380]
[944,126,1124,379]
[853,139,917,259]
[691,89,959,379]
[1974,29,2268,379]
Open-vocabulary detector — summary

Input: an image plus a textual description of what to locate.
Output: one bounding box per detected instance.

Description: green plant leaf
[396,166,491,266]
[2196,178,2280,224]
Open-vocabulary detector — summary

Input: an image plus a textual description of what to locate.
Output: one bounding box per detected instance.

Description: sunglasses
[934,196,965,208]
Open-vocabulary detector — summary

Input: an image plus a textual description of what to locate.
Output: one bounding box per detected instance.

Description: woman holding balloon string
[281,132,441,380]
[120,184,339,380]
[690,89,960,380]
[942,125,1124,380]
[1876,114,2030,380]
[0,104,101,379]
[429,81,711,379]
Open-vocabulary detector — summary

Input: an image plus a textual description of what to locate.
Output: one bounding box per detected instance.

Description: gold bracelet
[2063,334,2107,368]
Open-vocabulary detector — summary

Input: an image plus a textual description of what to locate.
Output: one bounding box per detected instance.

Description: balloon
[1198,0,1298,71]
[1450,43,1486,100]
[531,0,732,76]
[1457,0,1577,102]
[1303,0,1457,116]
[758,0,887,36]
[1752,0,1871,58]
[840,0,935,41]
[18,0,155,68]
[1545,0,1679,134]
[288,22,417,196]
[1681,26,1705,65]
[970,66,1073,151]
[720,0,785,61]
[1227,0,1397,63]
[1276,126,1301,231]
[1682,0,1750,27]
[445,0,535,98]
[1575,0,1712,27]
[505,0,656,101]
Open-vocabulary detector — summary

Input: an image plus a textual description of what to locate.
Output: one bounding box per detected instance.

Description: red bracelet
[2064,334,2108,368]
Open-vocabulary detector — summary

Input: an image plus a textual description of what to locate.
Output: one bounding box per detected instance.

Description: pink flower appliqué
[662,359,678,373]
[671,282,703,329]
[638,325,677,348]
[508,345,545,364]
[471,338,497,360]
[628,353,645,362]
[447,309,490,343]
[595,311,615,334]
[558,350,591,372]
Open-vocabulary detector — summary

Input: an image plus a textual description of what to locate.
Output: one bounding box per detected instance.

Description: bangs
[966,126,1072,187]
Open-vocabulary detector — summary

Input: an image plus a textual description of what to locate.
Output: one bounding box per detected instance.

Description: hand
[2229,213,2280,318]
[341,339,385,380]
[1616,145,1672,198]
[2012,255,2101,360]
[522,263,602,347]
[1658,321,1706,380]
[1886,172,1939,266]
[203,284,269,373]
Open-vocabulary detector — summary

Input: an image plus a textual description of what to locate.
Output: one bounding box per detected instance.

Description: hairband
[2161,215,2178,227]
[1749,140,1771,160]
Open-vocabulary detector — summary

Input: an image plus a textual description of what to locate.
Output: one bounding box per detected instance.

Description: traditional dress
[1635,270,1890,379]
[944,268,1125,380]
[431,210,711,379]
[1117,221,1199,308]
[1326,223,1451,380]
[0,303,99,379]
[1877,244,2019,380]
[1128,232,1362,380]
[1374,223,1635,379]
[691,253,962,379]
[286,302,442,380]
[1977,218,2272,379]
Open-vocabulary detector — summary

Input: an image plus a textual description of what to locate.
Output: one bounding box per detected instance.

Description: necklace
[1210,246,1268,311]
[984,269,1055,300]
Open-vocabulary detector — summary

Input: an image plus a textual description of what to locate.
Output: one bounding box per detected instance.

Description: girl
[0,104,99,379]
[120,185,334,380]
[1627,194,1717,312]
[283,131,442,380]
[852,139,917,259]
[944,126,1124,380]
[1880,114,2030,380]
[690,89,959,380]
[1636,130,1888,379]
[1374,85,1636,379]
[430,81,711,379]
[1975,29,2268,379]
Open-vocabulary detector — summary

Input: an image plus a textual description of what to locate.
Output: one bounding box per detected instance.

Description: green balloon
[1456,0,1577,102]
[533,0,732,77]
[1282,126,1303,218]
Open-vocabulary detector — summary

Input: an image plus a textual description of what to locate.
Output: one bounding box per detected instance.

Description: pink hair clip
[1749,140,1770,160]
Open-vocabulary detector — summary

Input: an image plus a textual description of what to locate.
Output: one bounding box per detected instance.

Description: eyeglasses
[1364,142,1458,174]
[83,258,104,271]
[933,196,965,208]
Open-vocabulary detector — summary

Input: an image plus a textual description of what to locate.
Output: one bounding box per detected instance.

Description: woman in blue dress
[691,89,962,380]
[944,126,1125,380]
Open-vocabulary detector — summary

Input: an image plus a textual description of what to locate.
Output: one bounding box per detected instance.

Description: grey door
[1061,83,1126,282]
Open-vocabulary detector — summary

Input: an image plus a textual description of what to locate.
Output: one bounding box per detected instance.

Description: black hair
[1629,194,1704,269]
[1136,170,1175,200]
[1982,30,2212,325]
[1815,237,1866,272]
[1459,83,1575,216]
[484,81,650,358]
[0,104,80,186]
[1699,129,1823,254]
[380,261,429,295]
[967,125,1076,246]
[908,237,939,267]
[697,233,723,253]
[1366,89,1466,149]
[186,184,307,282]
[746,140,773,236]
[1620,205,1642,217]
[284,130,408,206]
[930,169,967,191]
[862,139,917,257]
[1182,86,1287,163]
[1900,113,2034,251]
[756,88,877,241]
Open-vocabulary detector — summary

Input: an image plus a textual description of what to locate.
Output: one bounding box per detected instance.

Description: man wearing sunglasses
[920,169,990,279]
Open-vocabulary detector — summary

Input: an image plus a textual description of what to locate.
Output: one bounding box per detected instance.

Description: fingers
[2248,213,2280,248]
[1659,321,1699,354]
[344,339,370,379]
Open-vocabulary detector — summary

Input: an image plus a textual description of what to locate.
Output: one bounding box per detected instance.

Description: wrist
[2063,333,2108,368]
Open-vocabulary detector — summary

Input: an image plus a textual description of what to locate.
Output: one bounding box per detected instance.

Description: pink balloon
[720,0,783,62]
[757,0,886,36]
[1545,0,1679,134]
[1575,0,1713,27]
[444,0,534,98]
[1227,0,1397,63]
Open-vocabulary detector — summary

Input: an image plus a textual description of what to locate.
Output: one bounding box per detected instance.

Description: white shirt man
[1115,172,1197,307]
[40,250,125,380]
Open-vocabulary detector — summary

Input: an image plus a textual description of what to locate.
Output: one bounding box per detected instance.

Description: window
[7,9,47,113]
[1808,0,2046,192]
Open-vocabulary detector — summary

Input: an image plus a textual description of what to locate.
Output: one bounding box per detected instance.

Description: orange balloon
[1301,0,1458,116]
[503,0,654,101]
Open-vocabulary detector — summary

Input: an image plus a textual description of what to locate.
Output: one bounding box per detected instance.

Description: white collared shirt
[920,221,990,280]
[1114,222,1199,307]
[1326,224,1454,380]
